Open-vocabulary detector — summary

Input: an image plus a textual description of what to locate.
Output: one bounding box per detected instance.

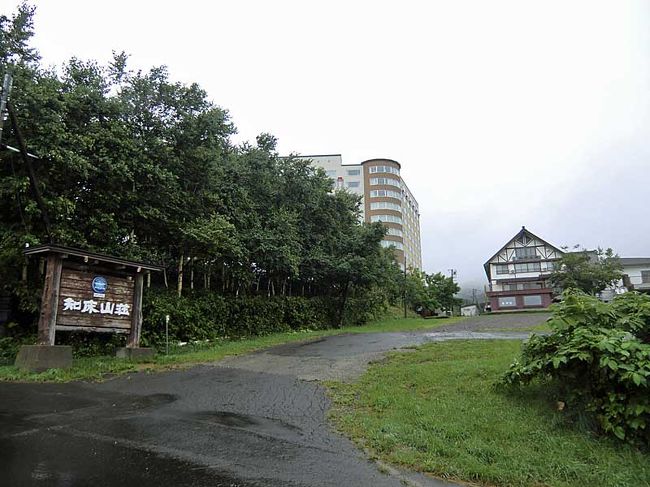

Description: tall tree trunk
[177,252,184,297]
[146,272,151,288]
[337,280,350,328]
[190,256,194,291]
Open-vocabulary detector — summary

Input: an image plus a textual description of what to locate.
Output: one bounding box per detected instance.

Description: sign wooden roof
[23,244,163,272]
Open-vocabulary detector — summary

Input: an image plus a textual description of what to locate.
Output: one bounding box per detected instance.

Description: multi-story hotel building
[302,154,422,270]
[484,227,563,311]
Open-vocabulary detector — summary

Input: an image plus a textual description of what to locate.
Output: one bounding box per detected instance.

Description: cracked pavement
[0,313,549,486]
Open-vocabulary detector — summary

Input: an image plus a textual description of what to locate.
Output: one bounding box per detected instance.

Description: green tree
[550,247,623,295]
[405,269,461,314]
[0,3,409,336]
[426,272,462,312]
[405,269,436,312]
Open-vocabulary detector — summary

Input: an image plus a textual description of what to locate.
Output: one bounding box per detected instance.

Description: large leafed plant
[502,290,650,446]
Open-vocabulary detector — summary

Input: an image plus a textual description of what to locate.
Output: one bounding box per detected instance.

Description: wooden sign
[24,245,161,349]
[57,264,135,333]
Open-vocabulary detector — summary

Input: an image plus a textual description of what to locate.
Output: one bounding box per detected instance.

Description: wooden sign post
[15,245,162,372]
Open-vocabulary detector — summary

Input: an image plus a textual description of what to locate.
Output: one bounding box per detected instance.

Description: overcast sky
[6,0,650,290]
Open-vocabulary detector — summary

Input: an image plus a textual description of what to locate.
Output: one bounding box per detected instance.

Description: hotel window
[381,240,404,250]
[325,170,337,178]
[522,282,543,290]
[346,169,360,176]
[495,264,509,275]
[515,247,537,260]
[523,295,543,306]
[546,261,556,271]
[498,296,517,307]
[369,165,400,175]
[515,262,541,273]
[369,189,402,199]
[370,201,401,211]
[387,228,403,237]
[371,214,402,224]
[347,181,360,188]
[370,177,400,187]
[642,271,650,283]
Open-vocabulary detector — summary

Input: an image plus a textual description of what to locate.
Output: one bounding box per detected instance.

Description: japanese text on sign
[62,297,130,316]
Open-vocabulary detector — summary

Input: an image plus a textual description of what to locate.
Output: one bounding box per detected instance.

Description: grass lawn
[328,340,650,487]
[0,314,462,383]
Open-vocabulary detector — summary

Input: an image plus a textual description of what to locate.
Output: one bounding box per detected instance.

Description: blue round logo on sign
[92,276,108,294]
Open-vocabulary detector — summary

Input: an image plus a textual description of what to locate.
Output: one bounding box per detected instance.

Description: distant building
[619,258,650,293]
[484,227,563,311]
[460,304,479,316]
[601,257,650,301]
[300,154,422,270]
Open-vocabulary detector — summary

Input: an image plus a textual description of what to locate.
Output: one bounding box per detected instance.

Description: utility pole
[446,268,457,316]
[448,268,457,282]
[0,69,52,240]
[403,254,408,318]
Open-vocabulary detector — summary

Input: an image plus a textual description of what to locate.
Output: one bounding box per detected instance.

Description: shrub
[0,288,388,359]
[140,291,351,348]
[343,286,389,326]
[64,333,126,358]
[0,333,36,365]
[501,290,650,446]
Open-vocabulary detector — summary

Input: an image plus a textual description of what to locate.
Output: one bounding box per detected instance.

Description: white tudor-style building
[484,227,564,311]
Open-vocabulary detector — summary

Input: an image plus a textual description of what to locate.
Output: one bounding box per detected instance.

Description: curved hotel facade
[302,155,422,270]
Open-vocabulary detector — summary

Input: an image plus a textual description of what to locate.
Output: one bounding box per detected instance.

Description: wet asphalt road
[0,314,549,487]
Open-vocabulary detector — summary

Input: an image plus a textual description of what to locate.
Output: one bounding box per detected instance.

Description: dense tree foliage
[550,247,623,295]
[405,269,461,315]
[0,4,403,334]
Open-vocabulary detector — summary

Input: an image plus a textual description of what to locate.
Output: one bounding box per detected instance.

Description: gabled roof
[483,227,565,279]
[24,244,163,272]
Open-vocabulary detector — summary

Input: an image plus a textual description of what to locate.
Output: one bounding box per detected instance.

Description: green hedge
[0,288,389,361]
[141,291,340,348]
